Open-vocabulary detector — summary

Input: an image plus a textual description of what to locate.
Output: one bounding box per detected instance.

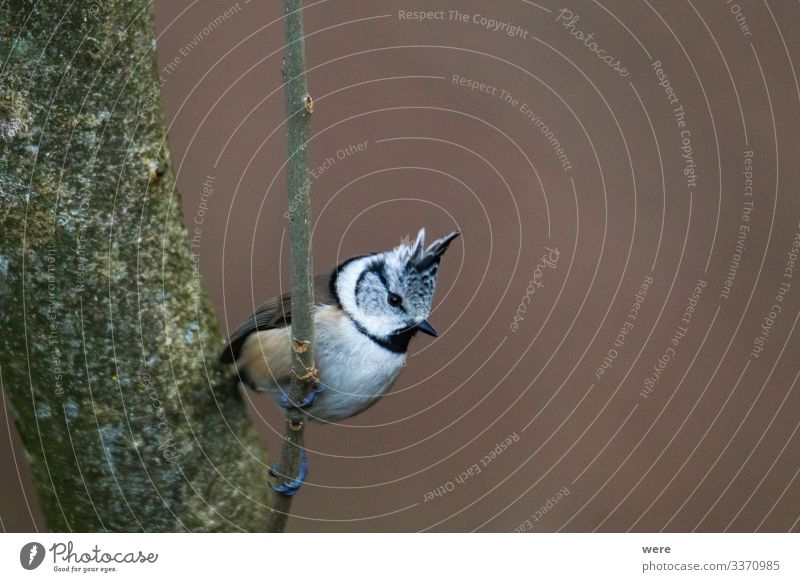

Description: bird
[219,228,460,494]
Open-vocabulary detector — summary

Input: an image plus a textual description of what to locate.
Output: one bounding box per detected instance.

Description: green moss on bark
[0,1,269,532]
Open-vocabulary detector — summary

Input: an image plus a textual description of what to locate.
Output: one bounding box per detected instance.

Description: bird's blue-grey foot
[277,384,325,410]
[269,444,308,496]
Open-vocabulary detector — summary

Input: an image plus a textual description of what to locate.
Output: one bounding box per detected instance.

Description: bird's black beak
[417,320,438,337]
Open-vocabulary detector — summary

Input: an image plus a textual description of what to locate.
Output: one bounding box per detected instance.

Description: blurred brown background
[3,0,800,532]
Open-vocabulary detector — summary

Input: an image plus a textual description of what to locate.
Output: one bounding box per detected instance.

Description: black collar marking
[352,320,419,354]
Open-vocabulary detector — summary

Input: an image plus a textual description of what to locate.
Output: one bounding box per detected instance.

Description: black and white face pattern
[336,228,460,340]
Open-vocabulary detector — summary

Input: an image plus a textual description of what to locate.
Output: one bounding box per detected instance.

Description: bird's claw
[271,387,319,496]
[278,385,325,410]
[269,445,308,496]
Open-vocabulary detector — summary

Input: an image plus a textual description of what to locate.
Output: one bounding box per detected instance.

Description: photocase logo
[19,542,46,570]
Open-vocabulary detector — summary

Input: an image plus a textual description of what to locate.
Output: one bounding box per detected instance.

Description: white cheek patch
[336,257,371,315]
[358,312,399,337]
[336,257,395,337]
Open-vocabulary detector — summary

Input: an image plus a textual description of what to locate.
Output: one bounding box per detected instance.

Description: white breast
[311,306,406,422]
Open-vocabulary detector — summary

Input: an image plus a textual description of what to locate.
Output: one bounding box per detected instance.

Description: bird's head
[334,228,460,343]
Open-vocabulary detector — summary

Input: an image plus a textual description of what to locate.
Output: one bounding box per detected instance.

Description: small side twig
[267,0,317,533]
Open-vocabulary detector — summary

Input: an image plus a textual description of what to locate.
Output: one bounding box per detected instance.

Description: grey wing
[219,273,334,363]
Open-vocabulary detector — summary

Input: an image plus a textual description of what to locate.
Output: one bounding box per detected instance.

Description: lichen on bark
[0,1,269,532]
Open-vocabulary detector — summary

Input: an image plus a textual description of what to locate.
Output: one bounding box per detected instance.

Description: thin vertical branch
[267,0,317,533]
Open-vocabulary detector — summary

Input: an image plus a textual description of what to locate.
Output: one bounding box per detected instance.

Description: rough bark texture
[0,1,270,532]
[267,0,317,533]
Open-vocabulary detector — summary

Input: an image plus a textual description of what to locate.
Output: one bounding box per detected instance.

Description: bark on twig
[266,0,318,533]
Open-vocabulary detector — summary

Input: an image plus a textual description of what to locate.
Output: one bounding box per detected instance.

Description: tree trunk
[0,1,270,532]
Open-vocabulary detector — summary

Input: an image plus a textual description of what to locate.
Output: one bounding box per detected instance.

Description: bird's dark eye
[387,292,403,308]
